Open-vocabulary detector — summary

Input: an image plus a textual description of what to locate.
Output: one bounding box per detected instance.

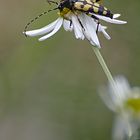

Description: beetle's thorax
[58,0,77,11]
[58,0,73,17]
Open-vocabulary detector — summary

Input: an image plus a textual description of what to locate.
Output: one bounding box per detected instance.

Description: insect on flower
[24,0,127,48]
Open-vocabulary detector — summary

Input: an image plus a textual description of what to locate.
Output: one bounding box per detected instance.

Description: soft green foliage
[0,0,140,140]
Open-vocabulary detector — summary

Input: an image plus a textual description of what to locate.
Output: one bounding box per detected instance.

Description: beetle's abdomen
[74,1,113,19]
[97,5,113,18]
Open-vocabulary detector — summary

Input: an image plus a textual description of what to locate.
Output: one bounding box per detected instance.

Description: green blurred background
[0,0,139,140]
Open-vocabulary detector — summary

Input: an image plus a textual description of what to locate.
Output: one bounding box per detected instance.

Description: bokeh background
[0,0,139,140]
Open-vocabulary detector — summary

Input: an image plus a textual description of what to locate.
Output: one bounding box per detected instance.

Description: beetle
[24,0,113,35]
[58,0,113,19]
[56,0,113,32]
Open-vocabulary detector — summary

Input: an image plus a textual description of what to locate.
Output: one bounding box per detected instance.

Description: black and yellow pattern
[90,0,103,4]
[58,0,113,19]
[73,0,113,18]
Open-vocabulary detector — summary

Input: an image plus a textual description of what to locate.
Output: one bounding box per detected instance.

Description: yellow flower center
[125,98,140,113]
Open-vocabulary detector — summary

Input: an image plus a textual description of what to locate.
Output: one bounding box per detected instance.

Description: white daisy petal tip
[23,31,27,36]
[102,26,107,30]
[98,24,111,40]
[93,14,127,24]
[115,20,127,24]
[113,14,127,24]
[24,30,39,37]
[113,14,121,19]
[104,32,111,40]
[94,41,101,48]
[23,31,31,36]
[102,28,111,40]
[38,38,43,42]
[97,44,101,48]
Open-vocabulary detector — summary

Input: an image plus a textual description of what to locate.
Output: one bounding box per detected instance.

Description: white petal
[63,20,73,32]
[39,18,63,41]
[100,26,107,30]
[92,14,127,24]
[106,76,131,107]
[84,14,111,40]
[112,116,131,140]
[25,18,61,37]
[81,13,110,40]
[114,76,131,100]
[71,14,85,40]
[79,13,101,47]
[99,76,131,111]
[99,86,117,112]
[98,25,111,40]
[90,40,96,46]
[113,14,121,19]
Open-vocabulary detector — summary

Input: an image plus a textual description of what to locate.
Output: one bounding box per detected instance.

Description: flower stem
[92,47,115,85]
[92,47,122,100]
[92,47,120,97]
[92,46,132,137]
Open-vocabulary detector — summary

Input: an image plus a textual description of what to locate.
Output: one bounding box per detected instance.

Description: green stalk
[92,46,132,137]
[92,46,121,99]
[92,47,115,85]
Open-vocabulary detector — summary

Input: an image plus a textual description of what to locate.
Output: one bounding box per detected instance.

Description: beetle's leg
[72,11,85,30]
[70,20,72,27]
[90,14,99,20]
[91,15,100,33]
[86,13,100,33]
[77,17,85,30]
[96,20,100,33]
[76,15,85,30]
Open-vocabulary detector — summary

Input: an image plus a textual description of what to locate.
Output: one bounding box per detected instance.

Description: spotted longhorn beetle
[24,0,113,35]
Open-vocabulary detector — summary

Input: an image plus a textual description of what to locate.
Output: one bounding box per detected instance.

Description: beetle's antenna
[23,7,58,37]
[47,0,58,5]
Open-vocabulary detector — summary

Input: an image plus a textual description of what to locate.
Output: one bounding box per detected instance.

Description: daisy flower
[100,76,140,139]
[24,0,127,48]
